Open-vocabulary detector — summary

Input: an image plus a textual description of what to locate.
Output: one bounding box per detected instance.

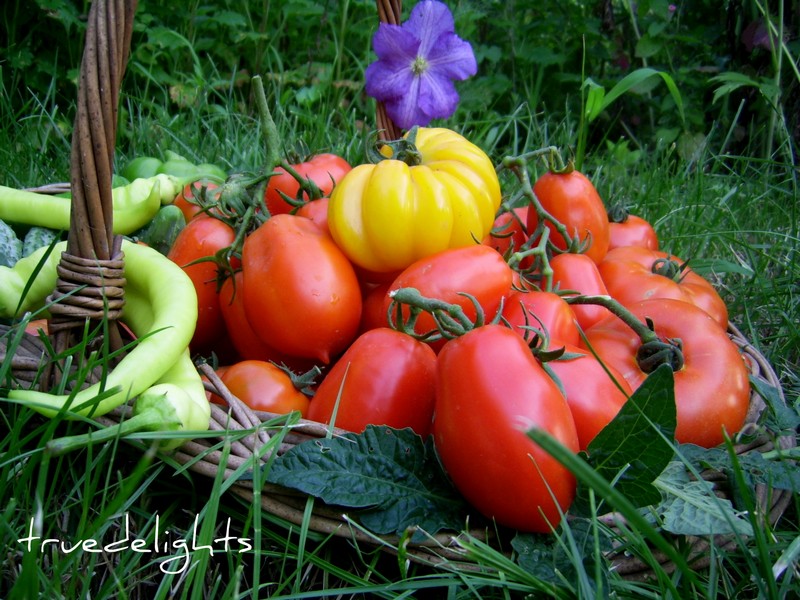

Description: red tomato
[549,252,612,331]
[599,246,729,328]
[359,281,392,334]
[242,214,362,363]
[218,272,313,372]
[483,207,529,256]
[607,214,659,251]
[307,328,438,436]
[219,273,270,360]
[221,360,310,416]
[173,180,221,221]
[527,170,610,264]
[167,217,237,352]
[544,344,632,451]
[383,245,514,350]
[295,197,330,235]
[265,154,351,216]
[502,289,580,347]
[584,298,750,447]
[433,324,579,532]
[24,318,49,337]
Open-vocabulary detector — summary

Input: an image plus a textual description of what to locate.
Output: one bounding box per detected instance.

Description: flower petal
[404,0,455,58]
[384,77,431,129]
[372,22,420,61]
[365,59,414,100]
[417,71,460,121]
[426,32,477,80]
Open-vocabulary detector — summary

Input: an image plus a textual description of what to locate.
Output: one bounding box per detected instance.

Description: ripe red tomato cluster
[481,167,748,451]
[162,157,750,535]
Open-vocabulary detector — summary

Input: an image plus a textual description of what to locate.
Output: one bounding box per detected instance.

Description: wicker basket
[116,320,789,579]
[4,0,796,584]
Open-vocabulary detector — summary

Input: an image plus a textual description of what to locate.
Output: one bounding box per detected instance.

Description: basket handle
[375,0,403,141]
[43,0,138,387]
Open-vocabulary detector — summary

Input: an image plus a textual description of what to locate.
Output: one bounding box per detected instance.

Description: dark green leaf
[680,444,800,492]
[213,10,248,28]
[749,376,800,434]
[635,34,663,59]
[654,462,754,536]
[512,533,559,583]
[580,364,677,510]
[266,426,469,537]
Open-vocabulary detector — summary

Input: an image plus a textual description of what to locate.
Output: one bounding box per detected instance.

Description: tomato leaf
[653,461,754,536]
[264,425,469,538]
[679,443,800,492]
[749,375,800,435]
[577,363,677,512]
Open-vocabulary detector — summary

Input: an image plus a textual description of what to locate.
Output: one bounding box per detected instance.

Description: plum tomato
[584,298,749,447]
[527,169,610,264]
[242,214,362,363]
[307,328,438,437]
[221,360,310,416]
[433,324,579,532]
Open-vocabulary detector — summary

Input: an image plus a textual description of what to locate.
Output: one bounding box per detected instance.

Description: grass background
[1,0,798,598]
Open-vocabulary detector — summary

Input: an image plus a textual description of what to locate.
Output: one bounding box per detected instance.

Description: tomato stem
[387,287,502,340]
[279,161,324,203]
[564,294,685,372]
[606,203,630,224]
[508,226,555,290]
[636,336,685,373]
[501,145,562,169]
[277,363,322,397]
[500,155,588,257]
[370,126,423,166]
[651,256,689,283]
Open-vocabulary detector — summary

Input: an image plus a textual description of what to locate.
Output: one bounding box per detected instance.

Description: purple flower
[365,0,477,130]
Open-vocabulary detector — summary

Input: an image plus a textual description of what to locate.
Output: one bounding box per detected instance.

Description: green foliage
[266,425,469,539]
[3,0,798,161]
[579,363,677,510]
[654,461,755,537]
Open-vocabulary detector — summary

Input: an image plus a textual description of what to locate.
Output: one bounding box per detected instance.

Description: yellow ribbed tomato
[327,127,501,274]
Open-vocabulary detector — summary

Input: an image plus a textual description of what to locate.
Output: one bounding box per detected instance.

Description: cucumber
[22,226,61,257]
[0,219,23,267]
[132,204,187,255]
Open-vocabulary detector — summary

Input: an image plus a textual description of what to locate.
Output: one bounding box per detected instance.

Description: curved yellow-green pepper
[327,127,501,274]
[2,240,201,421]
[0,175,183,235]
